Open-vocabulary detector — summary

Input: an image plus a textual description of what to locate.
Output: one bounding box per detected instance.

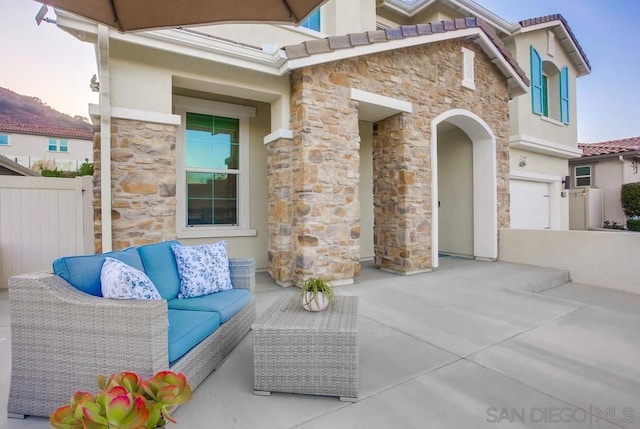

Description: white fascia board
[518,21,590,76]
[110,29,287,76]
[54,11,288,76]
[473,32,529,95]
[510,134,583,159]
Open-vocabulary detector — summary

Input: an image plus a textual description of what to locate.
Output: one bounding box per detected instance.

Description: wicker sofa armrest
[8,272,169,417]
[228,258,255,293]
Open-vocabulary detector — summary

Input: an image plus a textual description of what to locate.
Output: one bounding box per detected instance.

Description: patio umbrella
[35,0,328,32]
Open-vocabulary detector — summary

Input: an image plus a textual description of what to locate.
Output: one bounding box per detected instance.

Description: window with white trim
[174,96,256,238]
[461,46,475,90]
[0,134,8,145]
[48,139,69,152]
[574,165,592,187]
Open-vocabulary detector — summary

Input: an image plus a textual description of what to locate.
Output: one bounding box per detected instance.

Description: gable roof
[519,14,591,76]
[0,122,94,140]
[283,17,529,96]
[578,137,640,157]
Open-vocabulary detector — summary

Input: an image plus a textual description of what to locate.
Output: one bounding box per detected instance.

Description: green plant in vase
[299,277,335,312]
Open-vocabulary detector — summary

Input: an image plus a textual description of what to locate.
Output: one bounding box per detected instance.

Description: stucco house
[0,123,94,173]
[569,137,640,227]
[49,0,590,286]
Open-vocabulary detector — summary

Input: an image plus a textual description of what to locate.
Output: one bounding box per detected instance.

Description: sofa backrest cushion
[53,247,145,297]
[137,240,182,299]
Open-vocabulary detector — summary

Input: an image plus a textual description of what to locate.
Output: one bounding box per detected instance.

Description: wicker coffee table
[252,295,359,402]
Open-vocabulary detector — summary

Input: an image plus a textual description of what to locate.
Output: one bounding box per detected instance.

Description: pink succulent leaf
[81,401,109,425]
[49,405,83,429]
[104,391,135,422]
[112,395,150,429]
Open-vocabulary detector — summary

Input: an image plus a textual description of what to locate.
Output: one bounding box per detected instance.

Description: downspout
[619,155,626,224]
[97,25,112,252]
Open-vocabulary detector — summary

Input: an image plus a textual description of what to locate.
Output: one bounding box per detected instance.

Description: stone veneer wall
[270,38,510,280]
[93,118,178,252]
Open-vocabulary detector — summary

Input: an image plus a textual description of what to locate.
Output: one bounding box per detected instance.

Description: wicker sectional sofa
[7,240,255,418]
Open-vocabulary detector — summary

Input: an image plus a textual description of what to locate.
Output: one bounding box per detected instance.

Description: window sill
[540,116,566,127]
[177,227,257,239]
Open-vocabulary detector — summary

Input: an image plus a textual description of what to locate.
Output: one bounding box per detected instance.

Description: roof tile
[0,122,94,140]
[282,17,529,88]
[385,27,404,40]
[283,43,309,59]
[367,30,387,43]
[348,32,370,46]
[416,23,433,35]
[304,39,331,55]
[579,137,640,157]
[520,14,591,71]
[401,25,418,38]
[328,35,352,50]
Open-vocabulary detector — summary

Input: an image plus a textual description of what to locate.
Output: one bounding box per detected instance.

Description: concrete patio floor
[1,257,639,428]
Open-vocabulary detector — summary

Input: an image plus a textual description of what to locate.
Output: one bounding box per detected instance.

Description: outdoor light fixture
[562,175,570,189]
[90,74,100,92]
[518,155,527,167]
[35,5,56,26]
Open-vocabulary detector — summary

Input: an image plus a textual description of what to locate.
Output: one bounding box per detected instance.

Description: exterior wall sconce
[632,159,638,174]
[519,155,527,167]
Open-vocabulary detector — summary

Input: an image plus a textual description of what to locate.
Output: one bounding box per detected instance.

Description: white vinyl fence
[0,176,93,289]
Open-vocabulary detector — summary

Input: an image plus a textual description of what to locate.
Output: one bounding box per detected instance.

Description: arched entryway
[431,109,497,268]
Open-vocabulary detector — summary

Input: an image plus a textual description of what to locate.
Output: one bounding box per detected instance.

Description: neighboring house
[0,155,39,176]
[0,123,94,173]
[50,0,589,285]
[569,137,640,227]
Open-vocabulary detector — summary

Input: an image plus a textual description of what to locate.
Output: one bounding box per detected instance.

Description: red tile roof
[579,137,640,157]
[0,121,94,140]
[520,14,591,73]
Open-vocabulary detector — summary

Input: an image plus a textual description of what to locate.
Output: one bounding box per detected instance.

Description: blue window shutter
[530,47,543,115]
[301,9,320,32]
[560,67,570,124]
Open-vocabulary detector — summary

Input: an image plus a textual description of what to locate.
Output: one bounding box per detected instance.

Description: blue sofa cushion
[167,288,251,323]
[137,240,182,299]
[53,247,144,297]
[168,309,221,365]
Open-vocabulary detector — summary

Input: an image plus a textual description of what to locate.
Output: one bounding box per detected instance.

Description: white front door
[510,180,550,229]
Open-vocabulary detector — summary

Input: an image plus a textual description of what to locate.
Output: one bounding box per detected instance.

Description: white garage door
[510,180,550,229]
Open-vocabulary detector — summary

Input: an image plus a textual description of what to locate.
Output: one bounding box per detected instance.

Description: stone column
[280,68,361,286]
[266,136,295,286]
[373,113,432,274]
[93,118,177,252]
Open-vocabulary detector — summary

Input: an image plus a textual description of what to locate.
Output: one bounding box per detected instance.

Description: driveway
[1,258,639,428]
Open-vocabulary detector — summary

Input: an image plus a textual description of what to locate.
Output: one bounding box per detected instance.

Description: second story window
[48,139,69,152]
[0,134,8,145]
[530,46,569,124]
[300,9,320,32]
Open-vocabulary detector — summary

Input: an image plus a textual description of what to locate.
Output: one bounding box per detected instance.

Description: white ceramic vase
[301,291,329,312]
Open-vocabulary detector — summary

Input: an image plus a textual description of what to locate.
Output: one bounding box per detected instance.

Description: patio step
[518,265,571,293]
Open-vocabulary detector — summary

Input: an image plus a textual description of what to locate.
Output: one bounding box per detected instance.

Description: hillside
[0,87,92,131]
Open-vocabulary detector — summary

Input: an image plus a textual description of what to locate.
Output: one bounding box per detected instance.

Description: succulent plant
[50,370,192,429]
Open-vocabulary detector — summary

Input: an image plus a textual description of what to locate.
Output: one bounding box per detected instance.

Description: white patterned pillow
[171,241,232,299]
[100,257,162,300]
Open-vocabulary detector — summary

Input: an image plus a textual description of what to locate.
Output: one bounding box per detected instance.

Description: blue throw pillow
[171,241,232,299]
[100,257,162,300]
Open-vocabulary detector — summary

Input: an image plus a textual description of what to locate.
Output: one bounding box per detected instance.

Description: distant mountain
[0,87,92,131]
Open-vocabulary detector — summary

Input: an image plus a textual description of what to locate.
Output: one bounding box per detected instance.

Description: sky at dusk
[1,0,639,143]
